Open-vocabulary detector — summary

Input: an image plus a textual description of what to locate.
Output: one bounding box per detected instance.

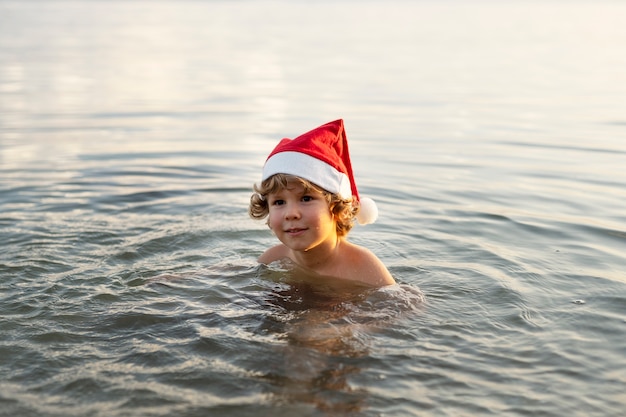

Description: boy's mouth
[285,227,307,235]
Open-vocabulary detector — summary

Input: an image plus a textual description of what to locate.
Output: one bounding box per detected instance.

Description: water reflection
[256,264,422,414]
[262,276,372,413]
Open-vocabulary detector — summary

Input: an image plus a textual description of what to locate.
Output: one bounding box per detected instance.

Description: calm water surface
[1,1,625,416]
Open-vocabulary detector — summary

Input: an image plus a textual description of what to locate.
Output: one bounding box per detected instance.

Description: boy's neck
[291,236,342,271]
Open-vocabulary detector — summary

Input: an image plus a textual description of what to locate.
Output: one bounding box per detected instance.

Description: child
[249,119,395,287]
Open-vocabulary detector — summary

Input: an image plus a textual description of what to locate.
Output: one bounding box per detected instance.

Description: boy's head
[249,119,378,226]
[249,173,358,237]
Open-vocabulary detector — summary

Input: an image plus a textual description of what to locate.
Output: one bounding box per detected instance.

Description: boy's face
[266,181,338,253]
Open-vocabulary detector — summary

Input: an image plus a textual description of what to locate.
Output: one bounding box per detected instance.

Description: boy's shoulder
[340,241,396,286]
[258,244,289,264]
[257,241,395,287]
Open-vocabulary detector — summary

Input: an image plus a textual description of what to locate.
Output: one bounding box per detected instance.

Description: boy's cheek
[267,214,276,230]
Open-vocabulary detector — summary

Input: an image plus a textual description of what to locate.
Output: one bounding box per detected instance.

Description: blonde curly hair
[249,173,359,237]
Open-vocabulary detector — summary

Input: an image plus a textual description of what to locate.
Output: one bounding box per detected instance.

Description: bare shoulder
[342,241,396,287]
[258,244,290,264]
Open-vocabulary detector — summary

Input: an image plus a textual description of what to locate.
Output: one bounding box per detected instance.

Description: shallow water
[1,0,625,416]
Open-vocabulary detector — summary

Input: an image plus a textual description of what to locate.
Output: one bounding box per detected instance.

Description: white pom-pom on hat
[262,119,379,226]
[356,196,378,225]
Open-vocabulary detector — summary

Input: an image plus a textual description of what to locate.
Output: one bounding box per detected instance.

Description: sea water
[1,1,625,416]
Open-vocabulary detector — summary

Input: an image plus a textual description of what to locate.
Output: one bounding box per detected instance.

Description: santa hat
[262,119,378,225]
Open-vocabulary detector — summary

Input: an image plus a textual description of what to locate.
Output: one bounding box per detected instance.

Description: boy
[249,119,395,287]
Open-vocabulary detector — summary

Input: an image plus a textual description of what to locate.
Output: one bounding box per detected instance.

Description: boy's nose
[284,203,301,220]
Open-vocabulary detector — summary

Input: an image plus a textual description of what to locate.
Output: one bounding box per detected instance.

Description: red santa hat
[262,119,378,225]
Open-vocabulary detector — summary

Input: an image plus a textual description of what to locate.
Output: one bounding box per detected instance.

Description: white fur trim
[263,151,352,199]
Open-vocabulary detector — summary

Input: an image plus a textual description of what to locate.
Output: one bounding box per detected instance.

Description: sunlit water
[1,1,625,416]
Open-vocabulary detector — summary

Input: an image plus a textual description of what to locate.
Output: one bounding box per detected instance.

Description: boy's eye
[301,195,314,202]
[271,199,285,206]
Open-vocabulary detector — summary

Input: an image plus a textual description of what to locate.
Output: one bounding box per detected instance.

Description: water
[1,0,625,415]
